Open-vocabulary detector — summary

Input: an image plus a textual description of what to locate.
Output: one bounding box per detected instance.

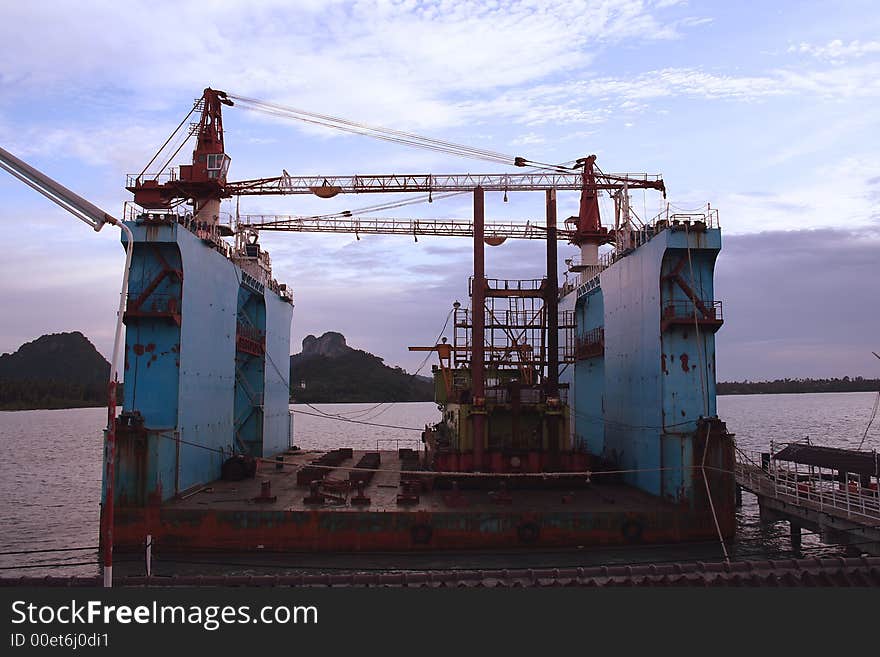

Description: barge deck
[113,448,731,553]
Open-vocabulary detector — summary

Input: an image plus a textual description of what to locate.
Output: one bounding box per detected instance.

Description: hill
[289,332,434,403]
[0,332,111,410]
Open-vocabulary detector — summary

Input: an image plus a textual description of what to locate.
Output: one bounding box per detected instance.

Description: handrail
[735,452,880,522]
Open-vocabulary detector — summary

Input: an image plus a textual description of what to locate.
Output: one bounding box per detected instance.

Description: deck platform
[112,449,734,553]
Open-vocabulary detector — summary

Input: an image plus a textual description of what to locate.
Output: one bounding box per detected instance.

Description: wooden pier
[735,447,880,556]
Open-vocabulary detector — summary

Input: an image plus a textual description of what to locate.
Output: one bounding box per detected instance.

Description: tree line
[718,377,880,395]
[0,380,116,411]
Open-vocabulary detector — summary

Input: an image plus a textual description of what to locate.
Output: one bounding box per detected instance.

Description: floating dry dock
[102,88,735,554]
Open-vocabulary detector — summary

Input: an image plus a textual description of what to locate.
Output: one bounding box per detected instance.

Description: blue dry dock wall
[175,228,238,493]
[574,287,605,456]
[116,222,239,503]
[659,227,721,504]
[233,285,266,456]
[600,234,666,496]
[117,223,182,503]
[263,290,293,456]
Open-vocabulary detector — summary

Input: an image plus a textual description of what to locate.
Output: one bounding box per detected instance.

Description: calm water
[1,393,878,577]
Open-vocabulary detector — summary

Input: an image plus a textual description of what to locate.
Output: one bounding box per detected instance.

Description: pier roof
[773,445,879,477]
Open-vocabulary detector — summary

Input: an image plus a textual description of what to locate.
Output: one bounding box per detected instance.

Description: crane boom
[0,144,133,589]
[0,146,118,230]
[226,171,665,197]
[238,214,575,240]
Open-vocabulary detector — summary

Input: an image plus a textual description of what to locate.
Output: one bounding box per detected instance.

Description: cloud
[662,156,880,235]
[0,0,704,134]
[510,133,546,146]
[0,119,172,172]
[788,39,880,63]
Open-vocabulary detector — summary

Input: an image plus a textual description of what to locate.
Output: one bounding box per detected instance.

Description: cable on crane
[227,93,521,166]
[137,99,200,180]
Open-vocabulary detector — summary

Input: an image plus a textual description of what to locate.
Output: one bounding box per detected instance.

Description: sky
[0,0,878,381]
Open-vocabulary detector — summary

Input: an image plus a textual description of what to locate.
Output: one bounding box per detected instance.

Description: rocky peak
[301,331,350,358]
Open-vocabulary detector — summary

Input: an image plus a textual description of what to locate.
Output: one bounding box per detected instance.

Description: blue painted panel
[175,228,239,493]
[121,230,181,429]
[263,290,293,456]
[658,226,722,503]
[599,233,665,495]
[116,224,183,502]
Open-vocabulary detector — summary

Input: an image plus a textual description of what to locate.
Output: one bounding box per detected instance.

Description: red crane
[127,88,665,247]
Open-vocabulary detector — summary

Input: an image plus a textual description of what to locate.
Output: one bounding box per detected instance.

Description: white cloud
[695,156,880,235]
[572,64,880,102]
[0,120,172,172]
[510,133,546,146]
[788,39,880,63]
[0,0,699,132]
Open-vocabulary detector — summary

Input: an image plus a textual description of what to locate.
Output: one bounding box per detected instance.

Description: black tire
[517,522,540,544]
[411,524,433,545]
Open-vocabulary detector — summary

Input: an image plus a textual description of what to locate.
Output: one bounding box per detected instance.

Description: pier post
[471,186,486,471]
[790,522,802,554]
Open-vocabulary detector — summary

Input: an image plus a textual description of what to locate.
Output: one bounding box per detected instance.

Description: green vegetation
[718,377,880,395]
[0,332,112,410]
[289,332,433,403]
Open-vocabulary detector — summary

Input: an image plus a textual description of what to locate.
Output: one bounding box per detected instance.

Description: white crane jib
[0,144,132,588]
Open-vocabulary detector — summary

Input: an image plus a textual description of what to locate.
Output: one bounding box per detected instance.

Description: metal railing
[469,277,545,295]
[662,299,723,322]
[376,438,423,452]
[650,207,720,230]
[125,172,178,187]
[574,327,604,360]
[736,450,880,523]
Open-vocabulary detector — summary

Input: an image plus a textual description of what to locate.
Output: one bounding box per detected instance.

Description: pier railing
[736,450,880,523]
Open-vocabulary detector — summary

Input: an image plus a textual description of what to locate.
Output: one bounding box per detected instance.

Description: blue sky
[1,0,878,380]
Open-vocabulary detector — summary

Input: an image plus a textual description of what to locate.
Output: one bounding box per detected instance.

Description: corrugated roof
[772,444,879,477]
[3,557,879,587]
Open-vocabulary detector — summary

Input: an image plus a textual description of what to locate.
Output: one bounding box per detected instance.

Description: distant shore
[5,387,880,411]
[717,378,878,396]
[0,400,106,412]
